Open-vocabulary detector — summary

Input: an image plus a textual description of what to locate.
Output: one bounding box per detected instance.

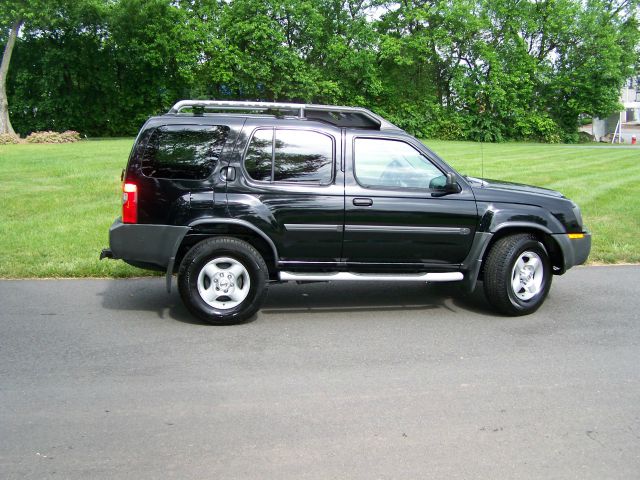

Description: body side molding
[285,224,344,232]
[344,225,471,234]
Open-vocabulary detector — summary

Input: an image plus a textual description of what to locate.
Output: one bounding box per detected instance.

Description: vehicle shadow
[99,278,496,325]
[262,281,494,316]
[98,278,207,325]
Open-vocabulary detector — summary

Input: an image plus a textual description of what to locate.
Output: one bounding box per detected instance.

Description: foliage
[1,0,639,141]
[0,133,20,144]
[24,130,80,143]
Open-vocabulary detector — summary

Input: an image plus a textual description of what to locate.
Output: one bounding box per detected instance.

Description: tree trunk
[0,20,23,135]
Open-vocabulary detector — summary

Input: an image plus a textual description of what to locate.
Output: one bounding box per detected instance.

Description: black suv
[101,100,591,324]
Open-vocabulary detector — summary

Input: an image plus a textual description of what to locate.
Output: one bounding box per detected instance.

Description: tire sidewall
[180,240,267,324]
[505,239,551,313]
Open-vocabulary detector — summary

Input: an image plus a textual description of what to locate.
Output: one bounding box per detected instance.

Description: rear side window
[244,129,273,182]
[244,128,334,184]
[141,125,229,180]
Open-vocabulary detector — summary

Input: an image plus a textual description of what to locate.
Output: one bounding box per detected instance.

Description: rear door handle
[353,197,373,207]
[220,166,236,182]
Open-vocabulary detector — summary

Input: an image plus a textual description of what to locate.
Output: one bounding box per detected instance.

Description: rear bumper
[105,218,189,269]
[553,232,591,271]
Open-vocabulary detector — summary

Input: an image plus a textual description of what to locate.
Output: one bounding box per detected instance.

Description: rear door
[226,120,345,264]
[343,134,477,268]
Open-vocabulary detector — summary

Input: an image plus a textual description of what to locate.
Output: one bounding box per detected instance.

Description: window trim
[242,127,336,186]
[352,136,446,192]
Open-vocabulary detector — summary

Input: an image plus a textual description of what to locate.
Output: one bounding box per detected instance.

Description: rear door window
[244,128,334,184]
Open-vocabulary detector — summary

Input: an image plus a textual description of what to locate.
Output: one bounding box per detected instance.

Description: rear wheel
[483,234,552,316]
[178,237,269,325]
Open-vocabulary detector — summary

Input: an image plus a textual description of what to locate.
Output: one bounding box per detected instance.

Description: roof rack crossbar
[167,100,398,130]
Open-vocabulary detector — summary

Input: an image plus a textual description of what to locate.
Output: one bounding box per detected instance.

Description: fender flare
[166,218,280,293]
[462,221,561,293]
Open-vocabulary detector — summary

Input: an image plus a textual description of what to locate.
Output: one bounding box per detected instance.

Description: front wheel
[178,237,269,325]
[483,234,552,316]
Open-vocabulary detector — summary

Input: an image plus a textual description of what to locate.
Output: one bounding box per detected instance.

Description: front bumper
[552,232,592,271]
[105,218,189,269]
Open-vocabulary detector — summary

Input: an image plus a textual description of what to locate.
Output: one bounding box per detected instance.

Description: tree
[0,17,23,134]
[0,1,71,134]
[3,0,638,140]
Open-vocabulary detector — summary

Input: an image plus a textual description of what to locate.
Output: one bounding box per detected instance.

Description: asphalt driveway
[1,266,639,479]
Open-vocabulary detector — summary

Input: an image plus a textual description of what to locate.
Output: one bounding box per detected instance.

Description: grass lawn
[0,138,638,278]
[0,139,141,278]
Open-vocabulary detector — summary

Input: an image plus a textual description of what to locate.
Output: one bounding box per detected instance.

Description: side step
[279,271,463,282]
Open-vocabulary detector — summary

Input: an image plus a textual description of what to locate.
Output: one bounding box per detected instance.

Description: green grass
[0,139,638,278]
[0,139,144,278]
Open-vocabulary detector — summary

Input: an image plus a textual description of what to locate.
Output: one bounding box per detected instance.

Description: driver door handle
[353,198,373,207]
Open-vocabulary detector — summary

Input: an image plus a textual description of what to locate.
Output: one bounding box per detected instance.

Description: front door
[343,135,477,268]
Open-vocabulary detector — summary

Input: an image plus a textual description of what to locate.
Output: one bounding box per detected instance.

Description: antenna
[480,140,484,182]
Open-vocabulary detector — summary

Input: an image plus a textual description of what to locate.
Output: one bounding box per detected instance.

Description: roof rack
[167,100,399,130]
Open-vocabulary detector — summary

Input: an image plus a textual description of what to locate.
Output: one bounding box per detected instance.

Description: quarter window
[142,125,229,180]
[244,129,334,184]
[244,129,273,182]
[354,138,445,190]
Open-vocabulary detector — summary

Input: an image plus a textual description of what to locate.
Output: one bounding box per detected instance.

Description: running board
[279,271,463,282]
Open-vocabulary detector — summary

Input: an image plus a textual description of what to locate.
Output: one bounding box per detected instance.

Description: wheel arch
[482,224,565,277]
[175,219,279,280]
[464,223,566,293]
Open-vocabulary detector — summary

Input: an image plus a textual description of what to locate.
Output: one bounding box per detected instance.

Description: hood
[465,176,565,203]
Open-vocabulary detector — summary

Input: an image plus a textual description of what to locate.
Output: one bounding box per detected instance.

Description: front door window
[354,138,445,190]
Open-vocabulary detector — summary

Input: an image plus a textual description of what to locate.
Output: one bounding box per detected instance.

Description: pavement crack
[586,430,604,447]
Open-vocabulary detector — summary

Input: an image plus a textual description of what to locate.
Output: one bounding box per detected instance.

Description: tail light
[122,182,138,224]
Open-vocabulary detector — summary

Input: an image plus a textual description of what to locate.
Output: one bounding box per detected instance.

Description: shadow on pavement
[262,281,495,317]
[98,278,207,326]
[99,277,496,325]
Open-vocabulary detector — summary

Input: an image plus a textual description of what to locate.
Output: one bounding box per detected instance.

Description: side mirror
[446,172,461,192]
[432,172,461,197]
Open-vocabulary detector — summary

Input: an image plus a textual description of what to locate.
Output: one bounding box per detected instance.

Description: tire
[483,234,552,316]
[178,237,269,325]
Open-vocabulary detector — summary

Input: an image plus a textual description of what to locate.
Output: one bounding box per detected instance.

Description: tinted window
[244,129,333,184]
[244,128,273,182]
[354,138,444,189]
[274,130,333,183]
[142,125,229,180]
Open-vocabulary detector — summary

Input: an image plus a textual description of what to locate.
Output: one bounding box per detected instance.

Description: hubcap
[197,257,251,310]
[510,251,544,301]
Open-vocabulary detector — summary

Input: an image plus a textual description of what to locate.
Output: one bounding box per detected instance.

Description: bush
[577,131,595,143]
[25,130,81,144]
[0,133,22,145]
